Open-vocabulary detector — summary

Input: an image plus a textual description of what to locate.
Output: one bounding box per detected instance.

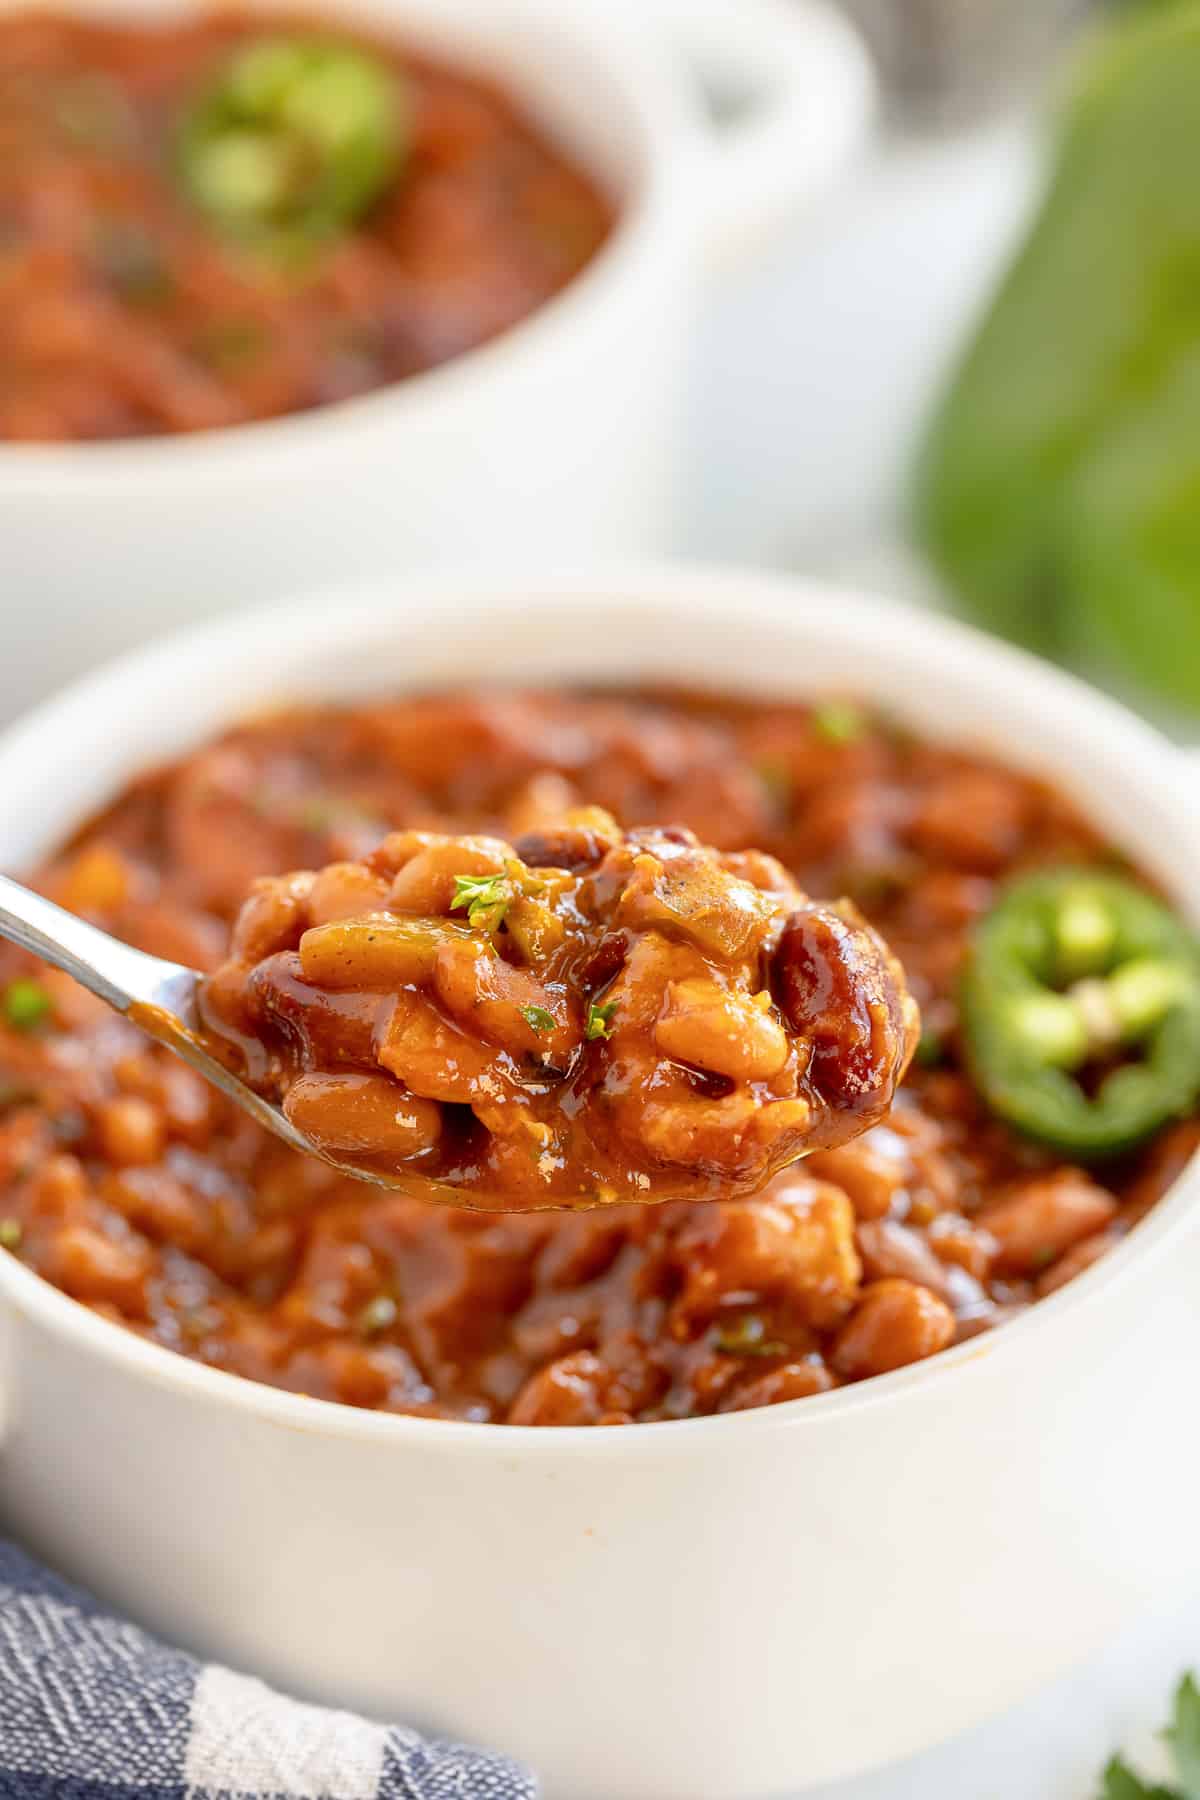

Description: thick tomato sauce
[0,689,1192,1424]
[0,11,613,439]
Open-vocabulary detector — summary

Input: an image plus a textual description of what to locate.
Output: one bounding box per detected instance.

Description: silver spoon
[0,871,408,1190]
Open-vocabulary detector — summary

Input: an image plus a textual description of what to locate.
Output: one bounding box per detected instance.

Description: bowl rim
[0,0,690,489]
[0,561,1195,1454]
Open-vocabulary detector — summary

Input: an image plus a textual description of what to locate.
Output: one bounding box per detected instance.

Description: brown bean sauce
[0,687,1192,1423]
[194,820,918,1207]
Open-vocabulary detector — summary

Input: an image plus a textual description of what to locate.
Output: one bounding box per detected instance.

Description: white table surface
[691,113,1200,1800]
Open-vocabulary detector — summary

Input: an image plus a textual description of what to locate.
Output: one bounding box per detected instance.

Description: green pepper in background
[961,868,1200,1158]
[178,35,406,254]
[913,4,1200,713]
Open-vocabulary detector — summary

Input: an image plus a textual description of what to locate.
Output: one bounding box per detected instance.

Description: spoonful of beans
[0,811,919,1212]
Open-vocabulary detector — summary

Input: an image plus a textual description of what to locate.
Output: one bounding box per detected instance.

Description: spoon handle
[0,871,193,1015]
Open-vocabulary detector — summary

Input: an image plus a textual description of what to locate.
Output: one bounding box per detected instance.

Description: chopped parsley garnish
[521,1004,556,1035]
[357,1295,398,1337]
[0,1218,21,1251]
[812,699,866,746]
[3,979,53,1033]
[450,873,511,930]
[585,999,618,1041]
[1099,1673,1200,1798]
[914,1028,945,1068]
[713,1316,788,1358]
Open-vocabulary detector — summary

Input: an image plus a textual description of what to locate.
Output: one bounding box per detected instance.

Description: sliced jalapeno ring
[962,868,1200,1158]
[178,34,406,251]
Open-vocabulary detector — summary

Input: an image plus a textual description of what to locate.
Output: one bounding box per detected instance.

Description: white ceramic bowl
[2,567,1199,1800]
[0,0,872,719]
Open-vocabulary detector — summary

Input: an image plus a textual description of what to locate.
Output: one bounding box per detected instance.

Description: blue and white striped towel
[0,1540,537,1799]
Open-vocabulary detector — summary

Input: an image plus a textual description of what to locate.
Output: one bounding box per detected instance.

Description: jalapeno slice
[961,868,1200,1158]
[178,35,405,249]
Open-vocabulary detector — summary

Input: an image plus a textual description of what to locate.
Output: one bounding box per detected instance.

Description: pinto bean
[50,1220,152,1318]
[674,1178,861,1331]
[855,1219,953,1300]
[386,837,508,914]
[830,1278,955,1380]
[433,939,579,1061]
[906,770,1028,873]
[377,990,506,1105]
[976,1170,1118,1278]
[808,1128,910,1221]
[718,1358,834,1411]
[299,915,463,990]
[654,979,789,1083]
[926,1213,997,1282]
[508,1350,612,1425]
[96,1096,165,1168]
[1034,1228,1122,1297]
[230,871,314,961]
[307,861,392,925]
[284,1072,443,1161]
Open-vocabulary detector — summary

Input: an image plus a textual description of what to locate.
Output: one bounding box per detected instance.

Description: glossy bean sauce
[0,688,1192,1423]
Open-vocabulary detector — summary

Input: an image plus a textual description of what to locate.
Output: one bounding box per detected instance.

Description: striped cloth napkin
[0,1539,537,1799]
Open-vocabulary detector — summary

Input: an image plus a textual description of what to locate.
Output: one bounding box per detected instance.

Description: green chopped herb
[358,1294,397,1337]
[713,1316,788,1358]
[811,699,866,746]
[585,999,618,1041]
[1096,1672,1200,1799]
[0,1218,21,1251]
[450,872,511,930]
[3,979,52,1033]
[914,1028,945,1069]
[521,1004,556,1035]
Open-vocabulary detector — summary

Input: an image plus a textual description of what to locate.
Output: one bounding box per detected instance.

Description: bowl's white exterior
[0,0,871,719]
[1,569,1198,1800]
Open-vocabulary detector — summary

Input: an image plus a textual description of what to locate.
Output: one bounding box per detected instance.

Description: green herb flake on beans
[2,979,53,1033]
[585,999,618,1041]
[811,700,866,746]
[450,873,511,932]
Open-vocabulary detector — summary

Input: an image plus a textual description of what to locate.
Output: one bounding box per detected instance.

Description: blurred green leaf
[914,3,1200,710]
